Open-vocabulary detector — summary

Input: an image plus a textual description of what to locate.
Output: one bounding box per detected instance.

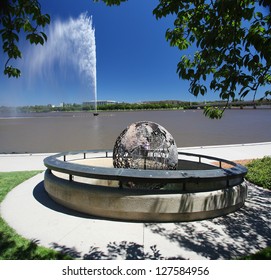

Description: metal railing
[44,150,247,192]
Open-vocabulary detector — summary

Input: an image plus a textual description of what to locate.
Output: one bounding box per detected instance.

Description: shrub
[245,156,271,190]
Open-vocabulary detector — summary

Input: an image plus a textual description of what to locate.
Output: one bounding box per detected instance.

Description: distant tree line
[97,101,192,111]
[0,101,193,113]
[0,99,270,114]
[0,103,85,113]
[19,103,85,113]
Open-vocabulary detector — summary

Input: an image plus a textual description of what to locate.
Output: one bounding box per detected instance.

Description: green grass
[0,171,72,260]
[0,171,41,201]
[245,156,271,190]
[240,247,271,260]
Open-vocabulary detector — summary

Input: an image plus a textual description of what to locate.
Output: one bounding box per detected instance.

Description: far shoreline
[1,106,271,119]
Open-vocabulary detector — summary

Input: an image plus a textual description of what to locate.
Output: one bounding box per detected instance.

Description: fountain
[43,121,248,222]
[27,13,98,114]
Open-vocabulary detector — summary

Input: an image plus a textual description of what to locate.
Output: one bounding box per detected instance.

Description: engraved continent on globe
[113,121,178,170]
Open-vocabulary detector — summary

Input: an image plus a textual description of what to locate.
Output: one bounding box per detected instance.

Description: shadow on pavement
[145,182,271,259]
[32,180,271,260]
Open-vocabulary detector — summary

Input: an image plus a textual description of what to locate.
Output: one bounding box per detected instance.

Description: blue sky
[0,0,266,106]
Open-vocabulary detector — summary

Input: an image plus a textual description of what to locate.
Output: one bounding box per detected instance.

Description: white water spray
[27,13,97,108]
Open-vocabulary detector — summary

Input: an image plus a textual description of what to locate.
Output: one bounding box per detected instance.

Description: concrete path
[0,142,271,259]
[0,153,53,172]
[1,142,271,172]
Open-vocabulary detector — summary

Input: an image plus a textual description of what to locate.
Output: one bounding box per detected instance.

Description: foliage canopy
[95,0,271,118]
[0,0,50,78]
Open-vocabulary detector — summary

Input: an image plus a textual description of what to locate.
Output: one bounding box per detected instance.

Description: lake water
[0,109,270,153]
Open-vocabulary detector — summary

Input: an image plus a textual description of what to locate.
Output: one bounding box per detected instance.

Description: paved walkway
[1,142,271,172]
[0,142,271,259]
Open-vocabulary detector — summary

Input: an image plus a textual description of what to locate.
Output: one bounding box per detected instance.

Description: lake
[0,109,270,153]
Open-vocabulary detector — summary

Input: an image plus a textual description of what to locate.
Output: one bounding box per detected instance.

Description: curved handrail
[44,150,247,184]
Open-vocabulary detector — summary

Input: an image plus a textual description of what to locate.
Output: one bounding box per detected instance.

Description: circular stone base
[44,170,248,222]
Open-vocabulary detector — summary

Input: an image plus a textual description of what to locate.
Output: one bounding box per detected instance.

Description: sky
[0,0,267,106]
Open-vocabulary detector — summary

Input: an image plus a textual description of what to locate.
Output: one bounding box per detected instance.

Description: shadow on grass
[0,231,71,260]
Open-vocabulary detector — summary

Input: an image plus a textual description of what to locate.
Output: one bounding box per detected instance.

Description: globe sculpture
[113,121,178,171]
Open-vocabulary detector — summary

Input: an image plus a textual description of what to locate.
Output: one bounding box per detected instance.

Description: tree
[0,0,50,78]
[95,0,271,118]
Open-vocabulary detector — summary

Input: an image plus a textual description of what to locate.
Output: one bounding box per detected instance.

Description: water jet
[27,13,98,111]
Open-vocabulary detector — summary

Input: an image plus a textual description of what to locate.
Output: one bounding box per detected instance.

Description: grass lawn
[0,171,71,260]
[245,156,271,190]
[0,157,270,259]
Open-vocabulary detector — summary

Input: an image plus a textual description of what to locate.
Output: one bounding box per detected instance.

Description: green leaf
[93,0,128,6]
[26,33,44,45]
[40,32,47,42]
[193,85,200,97]
[255,12,263,20]
[203,106,223,119]
[4,66,21,78]
[23,21,34,32]
[12,45,21,59]
[1,0,51,78]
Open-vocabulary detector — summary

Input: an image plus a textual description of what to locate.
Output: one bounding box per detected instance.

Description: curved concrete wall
[44,170,247,222]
